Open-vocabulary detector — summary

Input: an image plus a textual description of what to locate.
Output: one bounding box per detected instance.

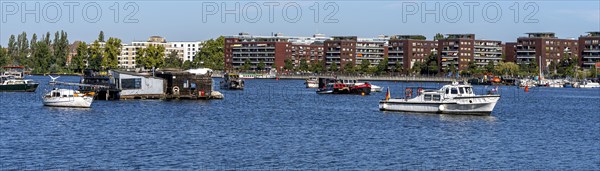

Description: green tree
[102,37,122,69]
[164,51,183,69]
[88,41,103,70]
[193,36,224,70]
[360,59,371,73]
[393,60,403,73]
[485,60,495,74]
[299,58,309,71]
[241,58,252,71]
[98,31,105,42]
[257,59,266,71]
[71,42,88,72]
[412,61,423,74]
[31,41,51,73]
[330,62,338,72]
[182,60,193,70]
[495,62,519,76]
[433,33,444,40]
[0,46,7,67]
[284,58,294,71]
[16,32,28,65]
[344,61,356,74]
[377,56,389,74]
[136,44,165,69]
[7,35,17,65]
[311,60,325,73]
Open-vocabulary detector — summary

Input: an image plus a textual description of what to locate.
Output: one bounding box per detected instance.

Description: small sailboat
[42,76,96,108]
[43,89,95,108]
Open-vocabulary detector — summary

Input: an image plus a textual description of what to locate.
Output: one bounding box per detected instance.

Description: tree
[330,61,338,72]
[0,46,7,67]
[193,36,224,70]
[136,44,165,69]
[495,62,519,76]
[284,58,294,71]
[164,51,183,68]
[299,58,309,71]
[485,60,495,74]
[102,37,122,69]
[16,32,28,65]
[257,59,266,71]
[240,58,252,71]
[51,31,69,70]
[182,60,193,70]
[412,61,423,74]
[377,56,389,74]
[98,31,105,42]
[433,33,444,40]
[71,42,88,72]
[360,59,371,73]
[311,60,325,73]
[344,61,356,74]
[7,35,17,65]
[88,41,103,70]
[393,61,403,73]
[31,41,51,73]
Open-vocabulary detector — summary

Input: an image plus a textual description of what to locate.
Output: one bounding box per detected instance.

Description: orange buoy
[524,85,529,92]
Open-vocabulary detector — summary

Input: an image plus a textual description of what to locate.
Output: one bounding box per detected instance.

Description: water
[1,76,599,170]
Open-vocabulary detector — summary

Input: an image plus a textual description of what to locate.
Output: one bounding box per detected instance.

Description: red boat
[316,78,371,95]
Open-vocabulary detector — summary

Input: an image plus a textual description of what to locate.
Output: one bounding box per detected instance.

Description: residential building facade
[579,32,600,69]
[388,35,437,71]
[514,33,578,68]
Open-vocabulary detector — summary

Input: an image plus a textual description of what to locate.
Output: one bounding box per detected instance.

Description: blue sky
[1,0,599,45]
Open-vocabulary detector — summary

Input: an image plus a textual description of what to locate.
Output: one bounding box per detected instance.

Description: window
[122,78,142,89]
[451,88,458,94]
[459,87,465,94]
[433,95,441,101]
[424,94,432,101]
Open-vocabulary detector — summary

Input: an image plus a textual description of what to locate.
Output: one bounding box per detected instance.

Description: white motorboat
[578,80,600,88]
[43,89,95,108]
[379,82,500,115]
[305,77,318,88]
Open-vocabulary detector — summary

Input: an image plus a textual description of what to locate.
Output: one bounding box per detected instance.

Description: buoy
[524,85,529,92]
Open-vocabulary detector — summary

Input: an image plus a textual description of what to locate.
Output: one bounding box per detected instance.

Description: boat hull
[379,96,500,115]
[43,96,94,108]
[0,83,39,92]
[306,82,318,88]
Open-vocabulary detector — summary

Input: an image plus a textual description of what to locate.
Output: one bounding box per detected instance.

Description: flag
[385,87,391,101]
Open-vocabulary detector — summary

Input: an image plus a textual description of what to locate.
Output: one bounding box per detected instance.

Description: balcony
[516,55,536,59]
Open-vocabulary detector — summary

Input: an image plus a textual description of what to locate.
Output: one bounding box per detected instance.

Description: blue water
[1,76,599,170]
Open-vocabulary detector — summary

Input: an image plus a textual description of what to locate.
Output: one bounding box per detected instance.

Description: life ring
[173,86,180,95]
[405,88,413,98]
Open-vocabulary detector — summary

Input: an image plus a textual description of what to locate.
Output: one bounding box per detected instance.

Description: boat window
[459,87,465,94]
[445,88,450,94]
[466,87,473,94]
[451,88,458,94]
[424,94,432,101]
[433,94,441,101]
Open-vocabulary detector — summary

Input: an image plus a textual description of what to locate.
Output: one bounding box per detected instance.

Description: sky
[1,0,599,46]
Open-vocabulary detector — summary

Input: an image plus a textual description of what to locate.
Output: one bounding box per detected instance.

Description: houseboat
[379,82,500,115]
[220,73,244,90]
[316,78,371,95]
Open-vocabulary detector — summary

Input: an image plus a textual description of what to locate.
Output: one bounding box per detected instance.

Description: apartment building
[388,35,437,71]
[323,36,357,68]
[224,33,292,71]
[474,40,503,67]
[356,36,388,68]
[438,34,476,71]
[117,36,184,69]
[170,41,203,62]
[289,34,327,68]
[579,32,600,69]
[514,33,578,67]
